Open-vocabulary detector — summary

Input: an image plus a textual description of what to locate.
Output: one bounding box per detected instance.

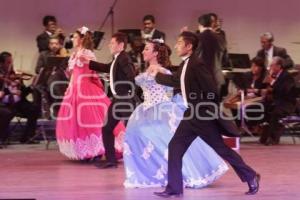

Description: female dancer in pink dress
[56,26,125,160]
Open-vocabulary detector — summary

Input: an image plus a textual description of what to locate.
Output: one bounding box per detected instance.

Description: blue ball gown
[123,71,228,188]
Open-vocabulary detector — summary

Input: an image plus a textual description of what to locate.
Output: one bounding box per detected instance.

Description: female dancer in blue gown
[123,39,228,188]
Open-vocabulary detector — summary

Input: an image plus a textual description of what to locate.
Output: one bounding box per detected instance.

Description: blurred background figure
[36,15,65,53]
[141,14,165,41]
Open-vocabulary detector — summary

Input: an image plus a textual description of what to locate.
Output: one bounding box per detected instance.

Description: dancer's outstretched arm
[155,70,181,88]
[89,60,111,73]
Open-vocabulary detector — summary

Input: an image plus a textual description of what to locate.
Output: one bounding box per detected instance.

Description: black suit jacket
[36,32,51,52]
[271,70,297,112]
[89,51,135,96]
[156,55,240,137]
[256,46,294,69]
[195,29,225,90]
[152,29,166,40]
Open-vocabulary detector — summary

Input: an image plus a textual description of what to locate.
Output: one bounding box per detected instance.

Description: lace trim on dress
[123,162,229,188]
[57,131,124,160]
[68,49,96,70]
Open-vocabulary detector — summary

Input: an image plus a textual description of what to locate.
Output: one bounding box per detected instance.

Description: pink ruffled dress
[56,49,125,160]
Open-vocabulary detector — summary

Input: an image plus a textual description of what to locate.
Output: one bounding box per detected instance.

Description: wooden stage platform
[0,139,300,200]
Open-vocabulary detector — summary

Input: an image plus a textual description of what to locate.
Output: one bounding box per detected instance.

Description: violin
[12,71,34,80]
[0,72,33,81]
[0,74,22,89]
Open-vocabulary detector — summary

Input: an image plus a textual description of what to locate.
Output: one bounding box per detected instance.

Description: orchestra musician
[227,57,267,129]
[34,35,69,117]
[259,56,297,145]
[141,15,165,41]
[0,51,40,144]
[0,90,14,148]
[36,15,66,52]
[256,32,294,70]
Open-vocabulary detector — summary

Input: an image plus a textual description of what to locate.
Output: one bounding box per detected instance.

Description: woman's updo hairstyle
[76,26,94,50]
[147,38,171,67]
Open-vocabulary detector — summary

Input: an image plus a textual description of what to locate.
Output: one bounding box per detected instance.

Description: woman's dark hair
[75,30,94,50]
[147,40,171,67]
[251,56,267,75]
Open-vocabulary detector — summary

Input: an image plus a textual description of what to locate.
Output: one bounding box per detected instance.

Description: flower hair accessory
[78,26,89,35]
[152,38,164,44]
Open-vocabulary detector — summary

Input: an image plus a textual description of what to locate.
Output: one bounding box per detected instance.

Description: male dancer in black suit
[89,32,136,168]
[152,32,260,197]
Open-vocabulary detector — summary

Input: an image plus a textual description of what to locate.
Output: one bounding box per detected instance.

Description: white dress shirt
[180,56,190,108]
[265,46,274,70]
[109,53,120,95]
[270,70,283,86]
[141,29,155,40]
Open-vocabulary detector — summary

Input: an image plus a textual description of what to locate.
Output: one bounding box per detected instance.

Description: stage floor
[0,138,300,200]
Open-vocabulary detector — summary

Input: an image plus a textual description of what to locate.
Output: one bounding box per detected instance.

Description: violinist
[0,90,14,147]
[259,56,297,145]
[0,51,40,144]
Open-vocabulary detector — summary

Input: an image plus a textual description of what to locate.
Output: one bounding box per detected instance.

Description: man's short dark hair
[43,15,57,26]
[251,57,267,74]
[179,31,199,51]
[198,14,212,27]
[143,15,155,23]
[251,57,265,69]
[112,32,128,50]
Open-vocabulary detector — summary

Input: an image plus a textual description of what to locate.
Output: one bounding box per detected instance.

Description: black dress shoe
[245,174,260,195]
[95,162,118,169]
[153,190,183,198]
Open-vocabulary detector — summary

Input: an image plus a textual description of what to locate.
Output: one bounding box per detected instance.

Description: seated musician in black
[0,91,14,147]
[35,36,68,117]
[231,57,268,128]
[0,51,40,144]
[260,56,297,145]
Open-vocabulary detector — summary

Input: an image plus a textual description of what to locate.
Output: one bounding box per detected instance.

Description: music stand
[228,53,251,69]
[118,29,142,44]
[93,31,105,49]
[35,56,69,86]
